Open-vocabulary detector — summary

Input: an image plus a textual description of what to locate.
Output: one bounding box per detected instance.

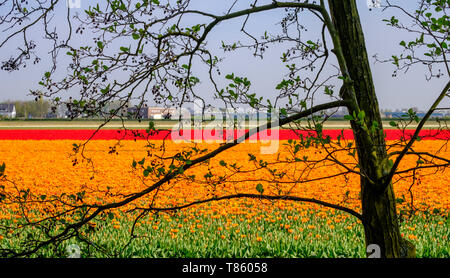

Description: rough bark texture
[327,0,415,258]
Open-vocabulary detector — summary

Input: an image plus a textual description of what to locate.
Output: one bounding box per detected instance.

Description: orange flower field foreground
[0,139,448,222]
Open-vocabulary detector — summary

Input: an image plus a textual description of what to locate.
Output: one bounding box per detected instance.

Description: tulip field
[0,128,448,258]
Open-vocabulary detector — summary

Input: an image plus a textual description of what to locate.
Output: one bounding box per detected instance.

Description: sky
[0,0,448,111]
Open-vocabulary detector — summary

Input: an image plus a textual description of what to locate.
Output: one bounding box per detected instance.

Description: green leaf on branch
[143,169,150,177]
[387,159,394,168]
[132,33,140,40]
[389,121,398,127]
[256,183,264,194]
[225,73,234,80]
[358,110,365,121]
[248,153,256,161]
[120,46,130,53]
[344,115,353,121]
[0,162,5,177]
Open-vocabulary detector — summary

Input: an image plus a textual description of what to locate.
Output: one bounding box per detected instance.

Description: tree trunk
[327,0,415,258]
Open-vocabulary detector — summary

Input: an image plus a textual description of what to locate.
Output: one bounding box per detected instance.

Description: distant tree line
[10,99,51,118]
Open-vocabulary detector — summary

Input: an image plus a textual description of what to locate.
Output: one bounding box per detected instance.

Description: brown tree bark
[327,0,415,258]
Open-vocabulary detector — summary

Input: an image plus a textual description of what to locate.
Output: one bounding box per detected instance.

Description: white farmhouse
[0,103,16,118]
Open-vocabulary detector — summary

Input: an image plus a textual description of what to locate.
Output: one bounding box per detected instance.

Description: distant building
[45,112,58,119]
[0,103,16,118]
[148,107,177,119]
[127,106,149,119]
